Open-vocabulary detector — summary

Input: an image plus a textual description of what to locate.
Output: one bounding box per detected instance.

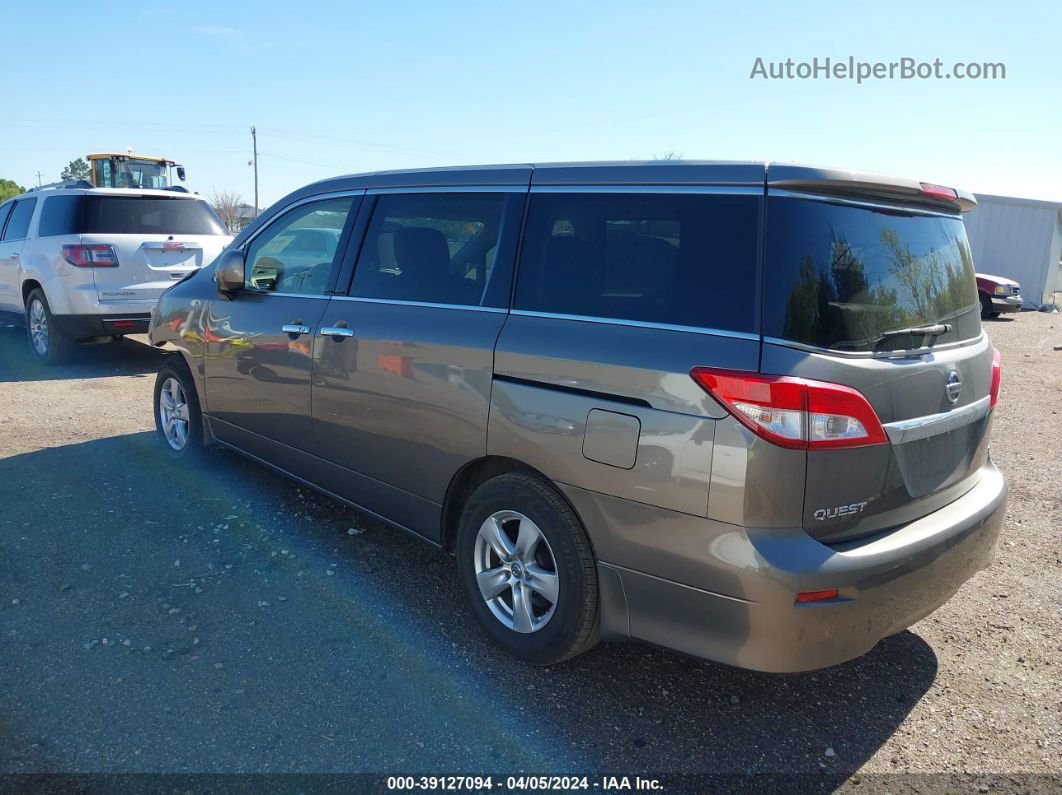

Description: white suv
[0,183,232,363]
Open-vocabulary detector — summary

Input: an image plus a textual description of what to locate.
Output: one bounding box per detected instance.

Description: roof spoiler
[766,164,977,213]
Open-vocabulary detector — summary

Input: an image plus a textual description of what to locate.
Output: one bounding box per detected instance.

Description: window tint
[513,192,759,332]
[79,196,226,235]
[0,203,12,238]
[244,197,353,295]
[764,198,980,352]
[351,193,508,307]
[39,195,82,237]
[2,199,37,241]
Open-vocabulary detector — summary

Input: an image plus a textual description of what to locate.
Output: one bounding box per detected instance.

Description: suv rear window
[764,197,980,352]
[513,192,759,333]
[38,195,226,236]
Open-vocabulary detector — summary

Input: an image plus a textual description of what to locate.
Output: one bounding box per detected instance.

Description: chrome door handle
[281,324,310,335]
[320,326,355,339]
[10,252,18,259]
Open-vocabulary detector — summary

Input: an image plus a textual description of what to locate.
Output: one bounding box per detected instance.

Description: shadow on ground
[0,325,165,383]
[0,433,938,781]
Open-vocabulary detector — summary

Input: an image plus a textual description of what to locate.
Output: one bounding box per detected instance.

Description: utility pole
[35,171,43,187]
[250,125,259,218]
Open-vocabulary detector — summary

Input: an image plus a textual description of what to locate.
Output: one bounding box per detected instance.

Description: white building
[964,193,1062,308]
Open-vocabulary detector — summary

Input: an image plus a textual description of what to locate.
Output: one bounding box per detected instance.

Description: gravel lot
[0,314,1059,788]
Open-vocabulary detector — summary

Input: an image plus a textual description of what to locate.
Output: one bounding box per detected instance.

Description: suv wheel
[153,361,206,462]
[456,472,599,665]
[25,289,73,365]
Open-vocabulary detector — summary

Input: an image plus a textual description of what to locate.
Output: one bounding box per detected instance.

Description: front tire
[153,360,206,463]
[456,472,599,665]
[25,289,74,365]
[980,293,993,320]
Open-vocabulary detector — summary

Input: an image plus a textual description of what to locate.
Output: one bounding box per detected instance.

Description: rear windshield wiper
[870,323,952,350]
[876,323,951,339]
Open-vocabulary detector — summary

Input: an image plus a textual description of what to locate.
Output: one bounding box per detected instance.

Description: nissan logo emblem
[945,370,962,404]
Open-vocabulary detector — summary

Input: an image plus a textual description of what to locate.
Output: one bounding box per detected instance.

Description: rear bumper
[51,313,152,338]
[565,462,1007,672]
[990,295,1023,313]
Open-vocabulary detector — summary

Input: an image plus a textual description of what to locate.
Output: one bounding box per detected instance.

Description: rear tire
[153,360,206,463]
[25,289,74,365]
[455,472,599,665]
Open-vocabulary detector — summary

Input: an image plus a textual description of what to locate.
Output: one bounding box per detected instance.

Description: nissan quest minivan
[148,161,1007,672]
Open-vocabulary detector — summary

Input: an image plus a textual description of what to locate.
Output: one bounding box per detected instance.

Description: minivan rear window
[764,197,980,352]
[38,195,226,236]
[514,192,759,334]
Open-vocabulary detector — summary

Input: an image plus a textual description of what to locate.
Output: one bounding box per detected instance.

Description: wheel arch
[440,456,594,557]
[21,279,43,308]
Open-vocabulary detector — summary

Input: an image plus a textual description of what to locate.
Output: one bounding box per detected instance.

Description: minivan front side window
[350,193,508,307]
[244,197,354,295]
[513,192,759,333]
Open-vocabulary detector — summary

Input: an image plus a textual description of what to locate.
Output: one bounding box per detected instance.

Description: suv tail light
[690,368,888,450]
[919,182,959,202]
[989,347,1002,410]
[62,244,119,267]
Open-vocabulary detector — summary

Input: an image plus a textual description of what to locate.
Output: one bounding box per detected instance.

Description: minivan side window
[513,192,760,333]
[243,197,354,295]
[2,198,37,242]
[350,193,509,307]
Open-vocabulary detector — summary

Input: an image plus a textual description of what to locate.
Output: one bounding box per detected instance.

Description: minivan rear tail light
[690,368,888,450]
[989,347,1002,410]
[919,182,959,202]
[62,244,119,267]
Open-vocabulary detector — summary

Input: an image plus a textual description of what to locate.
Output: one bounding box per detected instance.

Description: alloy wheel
[29,299,48,356]
[473,510,560,633]
[159,377,190,451]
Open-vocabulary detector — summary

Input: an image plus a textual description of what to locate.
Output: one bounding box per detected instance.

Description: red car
[976,272,1023,318]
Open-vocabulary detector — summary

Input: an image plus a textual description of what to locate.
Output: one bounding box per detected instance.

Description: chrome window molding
[762,332,987,359]
[883,396,991,444]
[239,190,365,251]
[529,185,762,195]
[366,185,528,195]
[242,290,332,299]
[510,309,759,341]
[331,296,507,313]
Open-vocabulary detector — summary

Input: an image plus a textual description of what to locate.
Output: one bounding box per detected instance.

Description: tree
[653,151,684,160]
[0,178,26,202]
[60,158,90,182]
[208,189,245,232]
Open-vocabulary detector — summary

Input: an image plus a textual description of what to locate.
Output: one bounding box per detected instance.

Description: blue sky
[4,0,1059,206]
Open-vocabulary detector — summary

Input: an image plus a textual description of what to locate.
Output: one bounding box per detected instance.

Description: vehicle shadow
[0,433,936,782]
[0,325,166,383]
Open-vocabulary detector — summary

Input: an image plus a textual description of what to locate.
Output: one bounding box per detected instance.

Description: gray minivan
[148,161,1007,672]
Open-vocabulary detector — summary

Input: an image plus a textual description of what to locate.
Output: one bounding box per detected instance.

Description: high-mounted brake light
[62,244,119,268]
[919,182,959,202]
[989,347,1002,410]
[690,368,888,450]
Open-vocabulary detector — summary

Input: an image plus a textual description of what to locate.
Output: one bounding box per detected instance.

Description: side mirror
[215,249,245,296]
[175,165,186,181]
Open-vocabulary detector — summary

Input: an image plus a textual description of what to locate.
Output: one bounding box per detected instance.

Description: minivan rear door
[75,194,231,305]
[760,188,993,543]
